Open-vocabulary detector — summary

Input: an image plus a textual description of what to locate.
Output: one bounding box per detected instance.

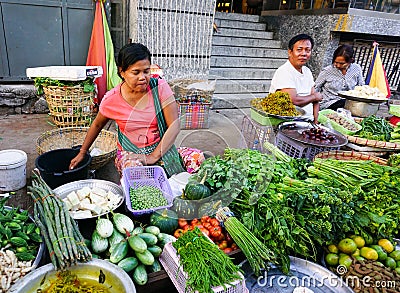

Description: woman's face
[120,59,151,92]
[333,56,349,71]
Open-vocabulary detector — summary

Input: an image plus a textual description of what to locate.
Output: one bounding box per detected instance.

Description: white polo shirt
[269,61,315,118]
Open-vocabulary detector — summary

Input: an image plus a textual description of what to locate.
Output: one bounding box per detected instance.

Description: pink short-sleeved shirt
[99,79,174,149]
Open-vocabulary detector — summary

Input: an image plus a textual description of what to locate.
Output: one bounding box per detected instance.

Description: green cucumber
[138,233,158,246]
[132,226,144,235]
[144,226,160,236]
[118,257,139,273]
[112,213,134,235]
[157,233,176,248]
[128,236,147,253]
[147,245,162,257]
[109,240,129,263]
[135,249,155,266]
[147,259,162,273]
[133,264,148,285]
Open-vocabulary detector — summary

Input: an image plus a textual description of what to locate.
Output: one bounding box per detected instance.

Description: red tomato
[231,243,238,251]
[223,247,233,254]
[225,232,233,245]
[182,224,191,232]
[203,222,212,230]
[210,218,220,227]
[174,229,184,238]
[218,240,228,250]
[178,218,188,228]
[210,226,222,238]
[201,215,210,223]
[191,218,199,225]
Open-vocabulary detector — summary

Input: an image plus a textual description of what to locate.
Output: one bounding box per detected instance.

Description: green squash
[172,196,197,219]
[197,200,222,218]
[150,209,178,234]
[184,173,211,200]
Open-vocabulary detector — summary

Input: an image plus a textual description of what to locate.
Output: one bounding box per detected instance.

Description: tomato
[231,243,238,251]
[201,215,210,223]
[203,222,212,230]
[225,232,233,245]
[174,229,184,238]
[200,228,210,237]
[218,240,228,250]
[223,247,233,254]
[178,218,188,228]
[210,218,220,227]
[191,218,199,225]
[182,224,191,232]
[210,226,222,238]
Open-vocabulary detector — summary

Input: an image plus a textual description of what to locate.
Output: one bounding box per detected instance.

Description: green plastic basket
[250,108,284,126]
[318,109,362,136]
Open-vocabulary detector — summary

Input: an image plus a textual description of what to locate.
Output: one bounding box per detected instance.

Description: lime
[371,245,387,261]
[378,239,394,254]
[339,254,353,269]
[352,249,360,257]
[360,247,379,261]
[385,257,397,269]
[338,238,358,255]
[350,235,365,249]
[395,267,400,275]
[389,250,400,261]
[327,244,339,254]
[363,233,374,246]
[325,253,339,266]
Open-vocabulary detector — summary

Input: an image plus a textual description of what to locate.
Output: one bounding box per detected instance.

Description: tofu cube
[66,191,80,208]
[76,186,91,200]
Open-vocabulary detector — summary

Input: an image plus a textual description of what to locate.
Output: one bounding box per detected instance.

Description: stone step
[214,28,274,39]
[214,18,267,31]
[214,80,270,94]
[211,56,286,68]
[212,45,287,58]
[212,93,267,109]
[214,11,261,22]
[212,35,280,48]
[209,68,276,80]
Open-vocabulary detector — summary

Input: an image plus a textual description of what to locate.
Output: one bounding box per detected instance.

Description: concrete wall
[260,9,400,79]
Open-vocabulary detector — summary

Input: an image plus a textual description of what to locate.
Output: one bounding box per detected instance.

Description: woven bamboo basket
[314,150,388,165]
[36,127,117,170]
[43,85,95,127]
[346,135,400,150]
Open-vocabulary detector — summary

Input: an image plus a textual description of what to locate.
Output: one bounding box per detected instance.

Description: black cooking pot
[35,148,92,189]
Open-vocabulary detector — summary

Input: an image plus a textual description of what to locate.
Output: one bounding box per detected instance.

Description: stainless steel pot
[8,259,136,293]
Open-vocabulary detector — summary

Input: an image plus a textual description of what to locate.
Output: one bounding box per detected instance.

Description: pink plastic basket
[122,166,174,216]
[159,242,247,293]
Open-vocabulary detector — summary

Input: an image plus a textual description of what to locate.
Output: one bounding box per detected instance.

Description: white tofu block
[76,186,91,200]
[89,192,105,204]
[62,197,73,211]
[66,191,80,207]
[78,198,91,209]
[91,205,103,215]
[71,210,93,219]
[91,187,107,198]
[80,202,96,211]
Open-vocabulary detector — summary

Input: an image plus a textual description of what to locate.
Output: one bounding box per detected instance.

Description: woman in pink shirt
[69,43,185,176]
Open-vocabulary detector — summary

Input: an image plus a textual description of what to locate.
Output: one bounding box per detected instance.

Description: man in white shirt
[269,34,322,123]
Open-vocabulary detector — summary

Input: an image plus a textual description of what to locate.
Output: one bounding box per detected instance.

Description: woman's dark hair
[332,44,355,64]
[117,43,151,78]
[288,34,314,50]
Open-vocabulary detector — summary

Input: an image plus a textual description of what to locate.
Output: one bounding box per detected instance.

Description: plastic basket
[250,107,284,126]
[318,109,362,135]
[314,150,388,165]
[275,132,340,160]
[122,166,174,216]
[178,102,211,129]
[43,85,95,127]
[36,127,117,170]
[239,115,275,152]
[159,242,247,293]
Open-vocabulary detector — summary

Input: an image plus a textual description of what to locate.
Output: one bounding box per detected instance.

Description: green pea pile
[129,186,168,210]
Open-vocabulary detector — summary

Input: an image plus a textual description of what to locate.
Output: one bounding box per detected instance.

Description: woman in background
[315,44,365,110]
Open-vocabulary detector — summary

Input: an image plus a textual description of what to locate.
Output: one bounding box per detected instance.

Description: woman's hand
[69,151,87,170]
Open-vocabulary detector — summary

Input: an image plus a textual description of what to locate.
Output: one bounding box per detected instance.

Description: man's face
[288,39,313,70]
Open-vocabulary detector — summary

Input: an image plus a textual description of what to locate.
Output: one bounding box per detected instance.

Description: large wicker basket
[36,127,117,170]
[314,150,388,165]
[43,85,95,127]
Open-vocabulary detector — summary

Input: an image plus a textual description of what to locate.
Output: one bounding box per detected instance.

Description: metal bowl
[8,258,136,293]
[4,206,45,268]
[53,179,124,219]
